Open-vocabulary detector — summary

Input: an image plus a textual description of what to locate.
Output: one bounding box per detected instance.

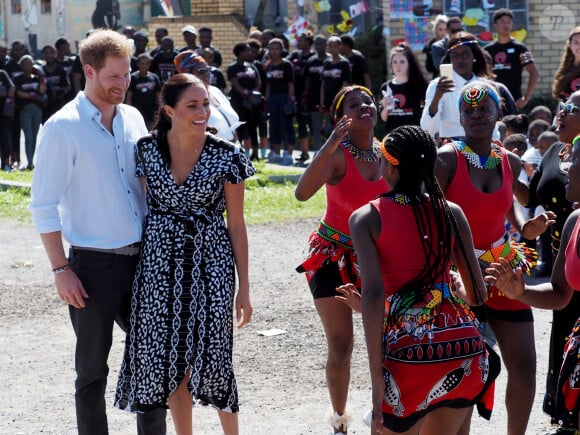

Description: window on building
[41,0,51,14]
[11,0,22,14]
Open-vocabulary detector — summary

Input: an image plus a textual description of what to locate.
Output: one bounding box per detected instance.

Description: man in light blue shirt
[29,29,166,435]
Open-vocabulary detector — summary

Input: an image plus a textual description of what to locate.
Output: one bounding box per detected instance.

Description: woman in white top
[174,51,241,143]
[420,32,492,142]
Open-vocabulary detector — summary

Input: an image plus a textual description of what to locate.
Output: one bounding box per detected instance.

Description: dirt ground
[1,219,556,434]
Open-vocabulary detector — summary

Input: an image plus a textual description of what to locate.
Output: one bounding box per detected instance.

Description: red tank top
[565,215,580,290]
[444,144,513,249]
[322,144,389,234]
[370,197,451,297]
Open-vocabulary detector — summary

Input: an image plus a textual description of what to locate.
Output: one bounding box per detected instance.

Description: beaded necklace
[454,140,502,170]
[343,138,381,162]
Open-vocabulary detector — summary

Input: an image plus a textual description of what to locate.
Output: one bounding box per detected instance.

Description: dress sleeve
[226,145,256,183]
[135,137,150,177]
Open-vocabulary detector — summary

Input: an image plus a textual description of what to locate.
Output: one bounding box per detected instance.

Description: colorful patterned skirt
[381,283,500,432]
[557,317,580,430]
[296,220,360,288]
[476,235,537,311]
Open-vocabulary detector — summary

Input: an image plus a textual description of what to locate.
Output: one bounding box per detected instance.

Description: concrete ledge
[0,179,31,191]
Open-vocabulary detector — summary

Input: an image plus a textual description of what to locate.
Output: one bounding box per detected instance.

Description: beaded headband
[446,40,477,54]
[380,139,400,166]
[332,86,373,119]
[458,84,501,110]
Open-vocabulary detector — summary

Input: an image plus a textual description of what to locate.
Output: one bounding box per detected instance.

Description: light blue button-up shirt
[30,92,148,249]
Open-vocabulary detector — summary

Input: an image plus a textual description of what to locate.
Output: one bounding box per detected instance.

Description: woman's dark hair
[152,73,216,164]
[381,125,483,319]
[389,42,428,96]
[330,85,374,120]
[444,32,491,78]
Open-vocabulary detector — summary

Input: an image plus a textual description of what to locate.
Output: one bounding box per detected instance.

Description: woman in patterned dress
[350,125,498,434]
[115,73,255,435]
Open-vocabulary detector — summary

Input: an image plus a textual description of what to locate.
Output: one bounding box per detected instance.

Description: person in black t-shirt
[126,53,161,129]
[0,69,15,171]
[304,35,330,151]
[484,8,538,109]
[265,38,296,165]
[40,44,71,122]
[339,34,371,89]
[55,38,76,102]
[287,31,315,162]
[227,42,262,159]
[200,47,227,92]
[151,37,178,85]
[198,26,223,68]
[14,55,47,169]
[321,36,351,138]
[378,43,427,136]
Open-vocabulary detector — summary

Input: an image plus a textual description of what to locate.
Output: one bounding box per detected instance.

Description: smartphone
[439,63,454,81]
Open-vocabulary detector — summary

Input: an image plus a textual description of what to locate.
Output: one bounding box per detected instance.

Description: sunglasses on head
[559,101,580,115]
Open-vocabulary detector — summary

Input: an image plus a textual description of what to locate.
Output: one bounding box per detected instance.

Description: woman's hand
[322,115,352,153]
[520,211,556,240]
[335,283,361,312]
[484,257,526,300]
[235,287,253,329]
[434,77,455,99]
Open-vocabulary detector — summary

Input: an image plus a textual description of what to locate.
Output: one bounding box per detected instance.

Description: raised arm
[295,115,350,201]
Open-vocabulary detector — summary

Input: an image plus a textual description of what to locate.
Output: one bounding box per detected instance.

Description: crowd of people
[13,6,580,435]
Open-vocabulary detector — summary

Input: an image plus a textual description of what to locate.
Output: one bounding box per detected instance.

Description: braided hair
[152,73,217,164]
[381,125,483,317]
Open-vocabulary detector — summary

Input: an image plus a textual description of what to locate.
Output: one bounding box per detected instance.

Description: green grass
[0,163,326,225]
[0,171,31,222]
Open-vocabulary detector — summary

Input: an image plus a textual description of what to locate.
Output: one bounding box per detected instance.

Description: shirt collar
[77,91,102,122]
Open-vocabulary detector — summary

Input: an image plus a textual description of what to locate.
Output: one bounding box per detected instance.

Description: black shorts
[308,261,348,299]
[471,305,534,323]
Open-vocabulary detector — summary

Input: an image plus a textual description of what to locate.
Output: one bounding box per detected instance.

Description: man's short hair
[79,29,133,71]
[198,26,212,34]
[339,34,354,48]
[233,42,249,57]
[492,8,514,23]
[446,16,463,30]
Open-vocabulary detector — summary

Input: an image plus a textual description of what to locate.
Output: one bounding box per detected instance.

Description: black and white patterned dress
[115,134,255,413]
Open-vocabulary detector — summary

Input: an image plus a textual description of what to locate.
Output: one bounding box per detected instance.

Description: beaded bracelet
[52,264,70,274]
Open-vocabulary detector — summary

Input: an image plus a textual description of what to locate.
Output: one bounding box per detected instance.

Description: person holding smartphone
[421,32,493,144]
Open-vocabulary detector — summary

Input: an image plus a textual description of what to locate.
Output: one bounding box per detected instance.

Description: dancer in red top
[435,80,555,435]
[350,125,498,434]
[486,133,580,433]
[295,85,388,434]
